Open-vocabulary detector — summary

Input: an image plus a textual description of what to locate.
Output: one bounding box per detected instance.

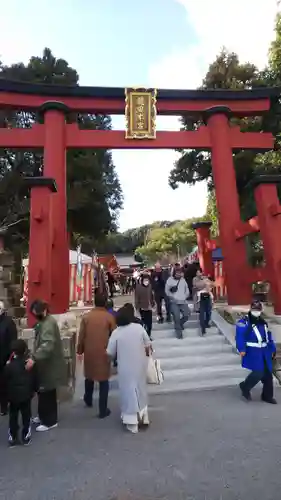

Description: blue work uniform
[236,316,276,372]
[236,316,276,400]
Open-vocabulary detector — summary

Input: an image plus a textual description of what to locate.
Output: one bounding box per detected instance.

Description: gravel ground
[0,387,281,500]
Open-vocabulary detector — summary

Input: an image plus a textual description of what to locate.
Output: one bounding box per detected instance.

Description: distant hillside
[95,220,182,255]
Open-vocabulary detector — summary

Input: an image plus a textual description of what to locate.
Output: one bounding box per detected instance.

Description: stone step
[147,376,244,394]
[153,338,226,349]
[106,365,244,393]
[153,332,229,348]
[152,327,219,340]
[152,312,198,320]
[76,375,280,399]
[75,376,243,400]
[103,364,243,392]
[161,363,244,382]
[152,319,200,330]
[154,342,234,358]
[152,322,204,331]
[159,352,239,370]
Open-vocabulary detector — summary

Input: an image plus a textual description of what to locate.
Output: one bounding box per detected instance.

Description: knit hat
[251,300,263,311]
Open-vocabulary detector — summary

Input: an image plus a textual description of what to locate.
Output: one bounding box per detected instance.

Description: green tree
[0,48,123,254]
[169,46,281,222]
[95,220,179,255]
[269,13,281,81]
[206,190,218,237]
[135,218,205,263]
[169,50,263,191]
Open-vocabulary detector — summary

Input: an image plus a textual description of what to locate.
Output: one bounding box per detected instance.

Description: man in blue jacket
[236,300,277,404]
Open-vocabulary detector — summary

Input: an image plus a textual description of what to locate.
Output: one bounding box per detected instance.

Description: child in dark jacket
[4,339,36,447]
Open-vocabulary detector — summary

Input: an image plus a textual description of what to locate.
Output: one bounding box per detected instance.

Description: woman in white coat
[107,305,151,434]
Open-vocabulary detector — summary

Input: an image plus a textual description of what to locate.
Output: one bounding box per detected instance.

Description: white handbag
[147,356,164,385]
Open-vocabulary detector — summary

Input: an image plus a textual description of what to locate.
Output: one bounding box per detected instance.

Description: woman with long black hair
[107,305,151,434]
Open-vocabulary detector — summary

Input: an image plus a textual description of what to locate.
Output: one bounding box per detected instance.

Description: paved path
[0,388,280,500]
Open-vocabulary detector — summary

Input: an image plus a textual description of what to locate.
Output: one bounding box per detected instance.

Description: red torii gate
[0,80,279,322]
[193,173,281,314]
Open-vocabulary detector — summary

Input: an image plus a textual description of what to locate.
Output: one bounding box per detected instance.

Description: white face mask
[143,280,149,286]
[251,310,261,318]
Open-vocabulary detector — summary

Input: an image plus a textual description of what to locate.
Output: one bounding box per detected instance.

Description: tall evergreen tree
[169,39,281,225]
[0,48,123,254]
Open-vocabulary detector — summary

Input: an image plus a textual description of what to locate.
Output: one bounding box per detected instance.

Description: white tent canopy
[23,250,92,267]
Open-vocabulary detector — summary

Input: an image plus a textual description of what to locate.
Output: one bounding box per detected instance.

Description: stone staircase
[147,309,244,394]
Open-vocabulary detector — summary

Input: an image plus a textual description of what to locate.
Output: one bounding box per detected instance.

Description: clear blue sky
[1,0,277,230]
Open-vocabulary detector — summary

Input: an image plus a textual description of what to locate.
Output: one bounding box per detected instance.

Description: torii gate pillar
[250,175,281,315]
[205,107,252,305]
[39,102,69,314]
[192,221,213,277]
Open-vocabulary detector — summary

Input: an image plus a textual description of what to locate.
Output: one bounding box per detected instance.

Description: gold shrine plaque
[125,88,157,139]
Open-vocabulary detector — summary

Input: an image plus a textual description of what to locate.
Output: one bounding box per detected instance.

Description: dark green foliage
[169,31,281,224]
[134,217,208,264]
[0,48,123,254]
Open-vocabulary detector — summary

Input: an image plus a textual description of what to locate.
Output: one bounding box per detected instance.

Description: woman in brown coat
[77,294,116,418]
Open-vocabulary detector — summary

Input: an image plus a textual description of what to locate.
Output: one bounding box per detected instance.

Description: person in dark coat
[151,264,171,323]
[27,299,67,432]
[236,300,277,404]
[107,272,115,298]
[134,273,155,339]
[4,339,36,447]
[0,301,18,415]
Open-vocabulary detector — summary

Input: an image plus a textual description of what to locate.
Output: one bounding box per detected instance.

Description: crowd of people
[0,295,153,445]
[133,262,214,339]
[0,262,278,448]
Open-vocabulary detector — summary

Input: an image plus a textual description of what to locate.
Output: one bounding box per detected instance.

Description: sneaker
[22,435,32,446]
[32,416,40,424]
[36,423,58,432]
[8,438,18,448]
[22,426,32,445]
[8,432,18,448]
